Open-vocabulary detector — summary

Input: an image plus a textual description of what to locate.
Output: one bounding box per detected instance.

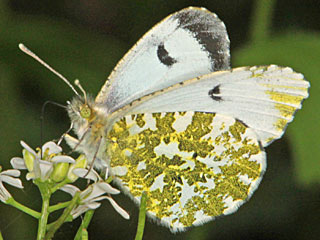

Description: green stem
[135,192,147,240]
[37,183,51,240]
[6,198,41,218]
[0,231,3,240]
[48,200,71,213]
[74,210,95,240]
[46,215,73,231]
[45,192,80,240]
[250,0,276,43]
[50,179,69,193]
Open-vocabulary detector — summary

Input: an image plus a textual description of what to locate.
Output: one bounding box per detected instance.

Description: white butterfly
[21,7,309,232]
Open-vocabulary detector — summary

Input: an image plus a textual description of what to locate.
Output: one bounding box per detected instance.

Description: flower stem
[50,179,69,193]
[250,0,276,43]
[0,231,3,240]
[37,183,51,240]
[45,191,80,240]
[135,192,147,240]
[48,200,71,213]
[74,210,95,240]
[6,198,41,218]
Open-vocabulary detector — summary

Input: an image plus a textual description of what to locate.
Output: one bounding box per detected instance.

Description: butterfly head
[66,79,98,138]
[79,103,92,120]
[67,94,96,128]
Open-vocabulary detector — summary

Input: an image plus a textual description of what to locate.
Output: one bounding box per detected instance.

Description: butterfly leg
[83,136,102,177]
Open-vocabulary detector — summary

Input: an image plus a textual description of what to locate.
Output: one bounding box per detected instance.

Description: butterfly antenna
[18,43,80,97]
[74,79,87,103]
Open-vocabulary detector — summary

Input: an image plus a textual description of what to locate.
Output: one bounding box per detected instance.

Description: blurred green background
[0,0,319,239]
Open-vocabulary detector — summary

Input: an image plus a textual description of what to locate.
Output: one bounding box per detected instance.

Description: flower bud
[67,155,87,183]
[50,162,70,182]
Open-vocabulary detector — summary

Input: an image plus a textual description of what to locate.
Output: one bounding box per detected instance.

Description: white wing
[96,7,230,113]
[117,65,309,146]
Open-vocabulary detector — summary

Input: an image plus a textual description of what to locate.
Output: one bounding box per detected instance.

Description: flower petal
[20,141,37,156]
[70,205,88,219]
[0,182,12,203]
[42,141,62,155]
[1,169,21,178]
[60,184,80,197]
[10,157,27,170]
[98,182,120,195]
[90,196,109,202]
[72,168,98,182]
[38,160,53,180]
[0,175,23,189]
[85,201,101,210]
[71,205,88,219]
[107,196,130,220]
[81,182,108,202]
[51,155,75,163]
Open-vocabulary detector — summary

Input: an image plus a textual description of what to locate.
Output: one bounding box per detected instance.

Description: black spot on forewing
[174,8,230,71]
[208,85,222,101]
[157,43,177,66]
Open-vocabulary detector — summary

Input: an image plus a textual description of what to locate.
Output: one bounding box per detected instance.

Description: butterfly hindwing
[96,7,230,113]
[124,65,310,146]
[106,112,266,232]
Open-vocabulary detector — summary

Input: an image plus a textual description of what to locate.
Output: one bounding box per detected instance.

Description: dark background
[0,0,319,239]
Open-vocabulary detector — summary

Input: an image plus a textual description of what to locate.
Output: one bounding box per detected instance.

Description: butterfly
[22,6,309,232]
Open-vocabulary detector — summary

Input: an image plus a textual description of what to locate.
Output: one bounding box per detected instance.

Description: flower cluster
[61,176,129,219]
[11,141,81,182]
[1,141,129,221]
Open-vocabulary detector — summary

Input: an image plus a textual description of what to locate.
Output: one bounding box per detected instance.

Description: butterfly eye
[80,105,92,119]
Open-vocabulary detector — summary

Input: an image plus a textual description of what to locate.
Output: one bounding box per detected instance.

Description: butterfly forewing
[106,112,266,232]
[124,65,309,146]
[96,7,230,113]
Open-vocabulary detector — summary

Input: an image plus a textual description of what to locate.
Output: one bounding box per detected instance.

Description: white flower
[0,169,23,203]
[10,141,75,181]
[60,171,129,220]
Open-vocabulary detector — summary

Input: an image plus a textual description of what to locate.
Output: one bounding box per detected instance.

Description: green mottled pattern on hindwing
[107,112,265,231]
